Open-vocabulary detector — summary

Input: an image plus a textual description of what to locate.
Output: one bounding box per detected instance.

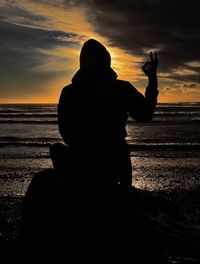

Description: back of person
[53,39,158,187]
[59,79,131,148]
[58,79,134,186]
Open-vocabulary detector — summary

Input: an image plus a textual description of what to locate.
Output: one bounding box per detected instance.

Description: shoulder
[116,79,131,86]
[58,84,74,107]
[59,84,78,102]
[115,79,137,93]
[116,79,136,88]
[60,84,73,96]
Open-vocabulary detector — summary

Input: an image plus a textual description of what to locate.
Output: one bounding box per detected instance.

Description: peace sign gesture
[142,52,158,77]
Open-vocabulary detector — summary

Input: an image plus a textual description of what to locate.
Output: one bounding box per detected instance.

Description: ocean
[0,103,200,242]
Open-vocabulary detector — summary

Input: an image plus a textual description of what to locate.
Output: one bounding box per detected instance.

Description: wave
[0,118,199,125]
[1,113,200,119]
[0,113,57,117]
[156,102,200,108]
[0,104,57,114]
[129,143,200,151]
[1,104,200,125]
[0,142,56,147]
[127,119,200,125]
[0,109,200,117]
[0,136,61,141]
[154,112,200,116]
[0,117,199,125]
[0,137,61,147]
[1,140,200,149]
[0,120,58,124]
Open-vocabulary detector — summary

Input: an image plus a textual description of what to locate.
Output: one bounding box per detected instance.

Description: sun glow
[1,0,200,103]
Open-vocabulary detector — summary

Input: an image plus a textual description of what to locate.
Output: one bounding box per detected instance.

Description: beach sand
[1,147,200,263]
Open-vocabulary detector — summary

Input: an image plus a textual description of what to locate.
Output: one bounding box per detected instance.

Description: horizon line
[0,102,200,105]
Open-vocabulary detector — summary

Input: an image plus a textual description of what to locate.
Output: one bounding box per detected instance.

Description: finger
[144,61,151,67]
[154,53,159,66]
[142,62,150,71]
[150,52,153,63]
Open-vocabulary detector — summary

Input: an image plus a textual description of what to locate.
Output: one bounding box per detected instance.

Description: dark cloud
[0,19,82,98]
[0,0,50,28]
[183,83,199,89]
[1,0,200,101]
[4,0,200,82]
[67,0,200,83]
[0,0,85,99]
[168,74,200,85]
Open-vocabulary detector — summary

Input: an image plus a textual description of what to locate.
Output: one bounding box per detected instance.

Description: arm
[128,52,159,122]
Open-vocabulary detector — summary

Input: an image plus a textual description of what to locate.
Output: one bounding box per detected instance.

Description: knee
[50,142,71,171]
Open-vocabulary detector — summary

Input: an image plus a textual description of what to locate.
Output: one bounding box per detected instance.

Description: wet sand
[0,147,200,263]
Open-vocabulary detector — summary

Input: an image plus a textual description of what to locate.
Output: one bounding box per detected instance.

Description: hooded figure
[73,39,117,83]
[52,39,158,187]
[80,39,112,70]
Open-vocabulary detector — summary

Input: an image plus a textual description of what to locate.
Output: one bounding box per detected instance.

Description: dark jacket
[58,76,158,148]
[58,39,158,149]
[57,39,158,186]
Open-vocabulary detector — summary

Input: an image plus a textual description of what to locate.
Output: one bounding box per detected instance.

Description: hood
[80,39,111,70]
[72,39,117,83]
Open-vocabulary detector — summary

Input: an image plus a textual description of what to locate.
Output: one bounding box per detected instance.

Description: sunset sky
[0,0,200,103]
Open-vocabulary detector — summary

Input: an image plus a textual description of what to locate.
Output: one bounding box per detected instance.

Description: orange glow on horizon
[1,1,199,103]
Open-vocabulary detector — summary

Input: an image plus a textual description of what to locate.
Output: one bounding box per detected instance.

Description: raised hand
[142,52,158,77]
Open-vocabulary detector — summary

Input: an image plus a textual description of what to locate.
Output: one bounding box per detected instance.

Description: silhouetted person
[19,40,200,263]
[50,39,158,187]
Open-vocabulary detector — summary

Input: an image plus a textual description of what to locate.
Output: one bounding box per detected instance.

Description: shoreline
[1,152,200,263]
[1,156,200,242]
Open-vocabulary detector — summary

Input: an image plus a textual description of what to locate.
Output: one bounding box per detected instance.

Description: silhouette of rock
[17,168,200,263]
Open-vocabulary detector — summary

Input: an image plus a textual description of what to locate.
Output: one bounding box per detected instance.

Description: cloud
[185,61,200,68]
[70,0,200,83]
[0,0,97,102]
[1,0,200,102]
[183,83,199,89]
[0,0,50,28]
[0,18,82,99]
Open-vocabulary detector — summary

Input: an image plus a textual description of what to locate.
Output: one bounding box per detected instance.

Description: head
[80,39,111,70]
